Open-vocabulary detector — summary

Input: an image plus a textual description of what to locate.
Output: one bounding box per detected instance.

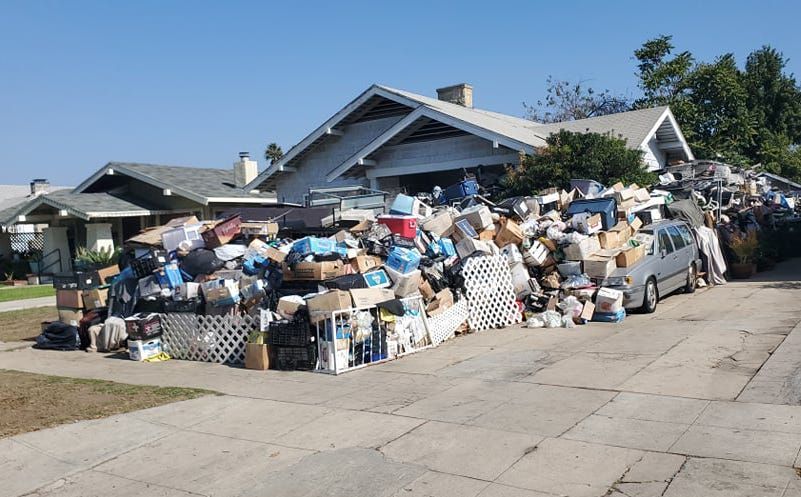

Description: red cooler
[377,215,418,238]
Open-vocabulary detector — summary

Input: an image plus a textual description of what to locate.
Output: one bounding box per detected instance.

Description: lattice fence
[161,313,257,364]
[9,231,44,255]
[427,298,469,346]
[462,255,522,332]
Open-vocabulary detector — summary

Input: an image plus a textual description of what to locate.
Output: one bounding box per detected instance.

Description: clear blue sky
[1,0,799,186]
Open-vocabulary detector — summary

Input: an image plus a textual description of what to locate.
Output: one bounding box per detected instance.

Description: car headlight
[605,276,633,287]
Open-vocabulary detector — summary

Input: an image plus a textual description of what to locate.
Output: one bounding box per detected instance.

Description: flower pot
[730,262,756,279]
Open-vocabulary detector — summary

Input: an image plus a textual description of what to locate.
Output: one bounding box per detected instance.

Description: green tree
[500,130,657,196]
[525,76,630,123]
[264,142,284,165]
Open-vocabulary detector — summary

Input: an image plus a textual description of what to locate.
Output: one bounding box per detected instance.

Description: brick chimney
[436,83,473,108]
[233,152,258,188]
[30,178,50,196]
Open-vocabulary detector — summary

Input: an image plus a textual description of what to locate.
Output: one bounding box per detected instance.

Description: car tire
[684,263,697,294]
[640,277,658,314]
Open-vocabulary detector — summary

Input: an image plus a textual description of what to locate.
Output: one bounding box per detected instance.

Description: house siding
[370,134,514,174]
[643,136,666,171]
[274,114,408,203]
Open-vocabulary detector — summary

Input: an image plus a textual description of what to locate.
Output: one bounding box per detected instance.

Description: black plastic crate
[275,345,317,371]
[130,250,168,278]
[268,319,313,347]
[163,299,202,313]
[52,271,100,290]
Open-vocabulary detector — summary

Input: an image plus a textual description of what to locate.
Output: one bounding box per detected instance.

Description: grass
[0,306,57,342]
[0,369,214,438]
[0,285,55,303]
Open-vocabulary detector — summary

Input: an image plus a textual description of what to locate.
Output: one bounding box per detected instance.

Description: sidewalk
[2,260,801,496]
[0,296,55,313]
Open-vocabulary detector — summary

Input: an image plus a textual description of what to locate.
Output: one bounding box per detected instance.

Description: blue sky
[1,0,799,185]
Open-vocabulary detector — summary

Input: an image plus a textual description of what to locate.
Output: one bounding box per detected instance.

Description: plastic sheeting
[694,226,728,285]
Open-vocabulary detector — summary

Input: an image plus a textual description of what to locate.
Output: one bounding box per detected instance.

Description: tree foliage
[524,76,630,123]
[500,130,657,196]
[264,142,284,165]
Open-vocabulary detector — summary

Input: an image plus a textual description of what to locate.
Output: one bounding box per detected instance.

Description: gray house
[245,83,694,204]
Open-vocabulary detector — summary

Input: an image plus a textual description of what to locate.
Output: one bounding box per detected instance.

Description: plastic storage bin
[377,215,418,238]
[267,319,314,347]
[275,345,317,371]
[442,179,479,204]
[565,198,618,231]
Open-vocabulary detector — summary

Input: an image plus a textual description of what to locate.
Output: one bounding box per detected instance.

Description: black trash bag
[34,322,79,351]
[180,249,224,277]
[323,273,367,291]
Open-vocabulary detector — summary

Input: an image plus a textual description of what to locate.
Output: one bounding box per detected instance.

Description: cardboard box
[385,266,422,298]
[614,188,635,204]
[629,216,643,233]
[175,282,200,301]
[419,279,435,301]
[281,260,345,281]
[426,288,454,316]
[494,219,524,247]
[456,237,493,259]
[478,228,496,241]
[455,205,493,231]
[501,243,524,266]
[421,209,454,237]
[598,222,632,249]
[452,218,479,241]
[539,237,558,252]
[615,244,645,267]
[563,236,601,261]
[596,287,624,313]
[244,343,271,370]
[386,247,421,274]
[579,301,596,322]
[56,289,83,309]
[633,188,650,202]
[82,288,109,310]
[363,269,391,288]
[240,221,279,237]
[264,246,287,264]
[202,279,240,307]
[583,256,617,278]
[523,240,550,266]
[92,265,120,285]
[276,295,305,319]
[307,290,353,321]
[349,288,395,308]
[128,337,162,362]
[351,255,382,273]
[125,313,163,340]
[57,307,83,326]
[571,213,602,235]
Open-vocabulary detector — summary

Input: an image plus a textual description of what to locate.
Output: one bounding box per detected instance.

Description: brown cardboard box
[276,296,305,319]
[307,290,353,321]
[56,289,83,309]
[281,260,346,281]
[426,288,454,316]
[244,343,271,370]
[92,265,120,285]
[633,188,651,202]
[539,237,558,252]
[494,219,524,247]
[349,288,395,308]
[629,217,643,233]
[351,255,382,273]
[264,246,287,264]
[614,188,635,204]
[57,307,84,326]
[419,279,435,301]
[421,210,454,236]
[579,301,596,322]
[478,228,496,241]
[563,236,601,261]
[583,256,617,278]
[82,288,109,310]
[615,244,645,267]
[598,222,632,249]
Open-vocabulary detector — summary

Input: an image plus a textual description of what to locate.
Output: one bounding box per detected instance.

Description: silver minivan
[601,220,702,313]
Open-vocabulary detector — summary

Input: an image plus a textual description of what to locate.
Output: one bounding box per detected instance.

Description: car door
[655,228,680,292]
[666,225,690,291]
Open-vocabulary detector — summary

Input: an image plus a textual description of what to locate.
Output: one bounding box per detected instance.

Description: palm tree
[264,142,284,165]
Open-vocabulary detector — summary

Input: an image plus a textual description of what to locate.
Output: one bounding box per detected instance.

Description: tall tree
[633,35,694,107]
[524,76,630,123]
[501,130,656,196]
[264,142,284,165]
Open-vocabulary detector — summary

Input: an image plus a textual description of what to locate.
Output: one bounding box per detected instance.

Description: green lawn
[0,285,55,303]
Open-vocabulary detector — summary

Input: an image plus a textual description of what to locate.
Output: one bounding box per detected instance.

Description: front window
[635,230,655,255]
[658,229,675,254]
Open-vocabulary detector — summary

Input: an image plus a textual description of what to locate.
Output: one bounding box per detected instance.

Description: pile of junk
[37,168,779,374]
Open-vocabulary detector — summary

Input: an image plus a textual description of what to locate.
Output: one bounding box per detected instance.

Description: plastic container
[275,345,317,371]
[565,198,618,231]
[267,319,314,347]
[442,179,479,204]
[202,215,242,249]
[377,215,418,238]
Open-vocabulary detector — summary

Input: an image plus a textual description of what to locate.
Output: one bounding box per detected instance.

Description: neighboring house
[0,180,72,258]
[245,83,694,204]
[0,154,278,272]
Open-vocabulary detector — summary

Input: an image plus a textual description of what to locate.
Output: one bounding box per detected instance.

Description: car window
[677,224,694,247]
[658,229,674,254]
[634,232,654,255]
[667,226,686,249]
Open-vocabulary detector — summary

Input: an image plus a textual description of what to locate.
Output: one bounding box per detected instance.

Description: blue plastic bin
[565,197,618,231]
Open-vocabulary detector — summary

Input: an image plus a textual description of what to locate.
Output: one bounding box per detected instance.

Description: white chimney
[436,83,473,108]
[234,152,258,188]
[30,178,50,196]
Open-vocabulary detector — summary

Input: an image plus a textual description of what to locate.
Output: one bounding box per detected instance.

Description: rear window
[677,224,694,247]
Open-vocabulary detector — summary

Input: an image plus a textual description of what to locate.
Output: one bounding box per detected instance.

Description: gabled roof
[0,190,175,227]
[74,162,277,205]
[246,84,694,188]
[0,184,72,213]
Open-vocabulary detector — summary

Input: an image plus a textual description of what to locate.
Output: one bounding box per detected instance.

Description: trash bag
[180,249,224,277]
[33,322,79,351]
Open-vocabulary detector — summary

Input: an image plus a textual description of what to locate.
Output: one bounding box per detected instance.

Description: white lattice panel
[462,255,522,331]
[427,298,469,346]
[161,313,256,364]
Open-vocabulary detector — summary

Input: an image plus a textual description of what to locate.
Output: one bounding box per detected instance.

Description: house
[0,179,71,259]
[245,83,694,204]
[0,154,278,272]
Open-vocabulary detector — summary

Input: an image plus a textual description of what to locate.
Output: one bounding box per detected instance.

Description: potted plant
[729,231,759,279]
[74,246,121,271]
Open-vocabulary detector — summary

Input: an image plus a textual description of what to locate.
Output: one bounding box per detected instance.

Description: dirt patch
[0,306,57,342]
[0,369,213,438]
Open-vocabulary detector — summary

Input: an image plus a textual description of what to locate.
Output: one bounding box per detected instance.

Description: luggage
[565,198,618,231]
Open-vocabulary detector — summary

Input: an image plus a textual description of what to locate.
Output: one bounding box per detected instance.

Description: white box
[385,266,423,298]
[174,282,199,301]
[128,337,162,361]
[523,240,549,266]
[510,263,540,299]
[454,205,493,230]
[583,256,617,278]
[500,243,524,266]
[456,237,493,259]
[595,287,624,313]
[563,236,601,261]
[319,341,349,373]
[162,224,204,252]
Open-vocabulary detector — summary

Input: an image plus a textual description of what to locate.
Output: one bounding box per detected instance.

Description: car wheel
[684,264,697,294]
[641,277,658,313]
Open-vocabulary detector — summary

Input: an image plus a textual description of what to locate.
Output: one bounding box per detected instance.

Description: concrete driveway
[3,260,801,496]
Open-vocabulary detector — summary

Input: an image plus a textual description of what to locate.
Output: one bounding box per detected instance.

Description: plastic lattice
[462,255,522,331]
[427,298,469,346]
[161,313,256,364]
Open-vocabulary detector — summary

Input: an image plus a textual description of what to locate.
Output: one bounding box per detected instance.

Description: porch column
[42,226,71,273]
[0,231,12,259]
[85,223,114,253]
